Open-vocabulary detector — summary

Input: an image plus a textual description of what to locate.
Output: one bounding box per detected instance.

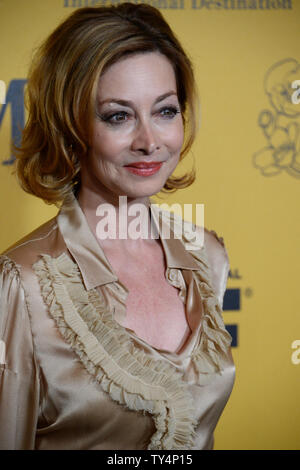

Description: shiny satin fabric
[0,193,235,450]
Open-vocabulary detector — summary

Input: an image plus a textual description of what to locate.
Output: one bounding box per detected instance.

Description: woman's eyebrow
[98,91,178,107]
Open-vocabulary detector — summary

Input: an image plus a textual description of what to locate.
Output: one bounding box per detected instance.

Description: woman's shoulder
[151,202,229,268]
[174,216,230,307]
[0,216,60,273]
[201,227,230,308]
[203,227,229,266]
[0,217,62,342]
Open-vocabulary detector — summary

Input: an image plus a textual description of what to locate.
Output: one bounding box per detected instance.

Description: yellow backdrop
[0,0,299,450]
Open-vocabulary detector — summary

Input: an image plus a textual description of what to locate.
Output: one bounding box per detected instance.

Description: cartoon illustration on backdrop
[253,58,300,179]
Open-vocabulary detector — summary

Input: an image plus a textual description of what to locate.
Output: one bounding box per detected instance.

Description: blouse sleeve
[0,255,40,449]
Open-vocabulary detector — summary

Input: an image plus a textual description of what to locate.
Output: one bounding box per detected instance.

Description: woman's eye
[98,106,180,125]
[159,106,180,119]
[100,111,129,125]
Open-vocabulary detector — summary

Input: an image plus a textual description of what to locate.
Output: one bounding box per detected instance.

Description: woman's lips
[124,162,163,176]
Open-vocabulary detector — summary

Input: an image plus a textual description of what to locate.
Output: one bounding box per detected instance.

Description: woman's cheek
[92,134,118,162]
[165,117,184,148]
[168,127,184,154]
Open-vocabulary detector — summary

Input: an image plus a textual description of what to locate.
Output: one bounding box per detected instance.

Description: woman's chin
[118,188,163,200]
[125,182,168,199]
[113,177,168,199]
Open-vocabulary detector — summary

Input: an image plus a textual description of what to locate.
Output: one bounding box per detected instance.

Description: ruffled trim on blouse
[150,205,233,386]
[181,222,232,386]
[0,255,21,279]
[33,253,198,450]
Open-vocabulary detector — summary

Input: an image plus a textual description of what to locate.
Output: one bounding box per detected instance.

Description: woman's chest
[115,266,191,353]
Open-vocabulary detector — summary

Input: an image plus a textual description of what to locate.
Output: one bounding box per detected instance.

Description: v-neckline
[104,266,203,363]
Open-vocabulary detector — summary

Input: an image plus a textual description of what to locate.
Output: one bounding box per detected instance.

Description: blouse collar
[57,192,200,291]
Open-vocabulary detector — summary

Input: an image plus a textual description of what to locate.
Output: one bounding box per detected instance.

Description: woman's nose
[131,119,160,155]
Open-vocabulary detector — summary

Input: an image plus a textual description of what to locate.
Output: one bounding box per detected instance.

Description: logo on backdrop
[0,79,27,166]
[253,58,300,179]
[63,0,293,10]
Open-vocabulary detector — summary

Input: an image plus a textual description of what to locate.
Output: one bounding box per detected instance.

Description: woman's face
[80,51,184,201]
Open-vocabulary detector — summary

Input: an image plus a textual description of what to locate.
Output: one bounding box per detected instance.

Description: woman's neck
[76,185,158,253]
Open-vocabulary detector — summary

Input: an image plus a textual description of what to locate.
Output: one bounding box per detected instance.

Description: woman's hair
[14,3,199,206]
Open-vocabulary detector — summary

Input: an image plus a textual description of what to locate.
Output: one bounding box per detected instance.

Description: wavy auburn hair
[14,3,199,206]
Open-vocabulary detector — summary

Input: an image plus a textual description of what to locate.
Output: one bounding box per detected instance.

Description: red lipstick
[124,161,163,176]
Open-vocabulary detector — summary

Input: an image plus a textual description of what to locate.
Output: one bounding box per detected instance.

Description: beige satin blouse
[0,192,235,450]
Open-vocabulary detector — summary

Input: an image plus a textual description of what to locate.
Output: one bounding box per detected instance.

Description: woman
[0,3,235,450]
